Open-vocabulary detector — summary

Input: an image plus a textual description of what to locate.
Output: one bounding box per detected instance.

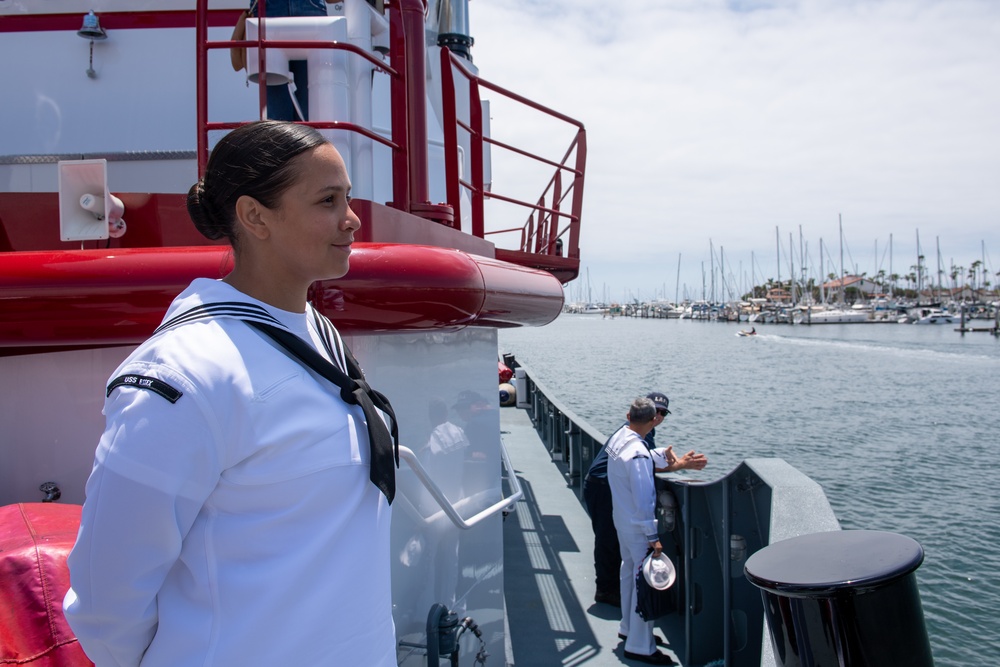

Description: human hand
[663,446,677,467]
[675,449,708,471]
[648,540,663,557]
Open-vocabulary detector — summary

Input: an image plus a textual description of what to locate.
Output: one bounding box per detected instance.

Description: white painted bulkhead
[0,327,508,665]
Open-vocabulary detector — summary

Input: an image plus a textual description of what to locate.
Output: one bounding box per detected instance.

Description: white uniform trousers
[617,527,656,656]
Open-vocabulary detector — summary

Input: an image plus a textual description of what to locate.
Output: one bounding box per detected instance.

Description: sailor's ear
[234,195,271,240]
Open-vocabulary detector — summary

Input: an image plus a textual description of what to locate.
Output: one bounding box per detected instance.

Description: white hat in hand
[642,552,676,591]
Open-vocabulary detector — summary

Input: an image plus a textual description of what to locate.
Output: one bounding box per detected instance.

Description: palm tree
[969,260,983,293]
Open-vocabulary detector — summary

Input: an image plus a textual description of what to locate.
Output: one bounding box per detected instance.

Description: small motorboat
[736,328,757,337]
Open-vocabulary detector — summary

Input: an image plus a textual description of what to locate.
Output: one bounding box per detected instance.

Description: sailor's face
[267,143,361,283]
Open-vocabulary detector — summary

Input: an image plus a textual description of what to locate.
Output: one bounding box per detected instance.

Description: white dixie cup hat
[642,552,677,591]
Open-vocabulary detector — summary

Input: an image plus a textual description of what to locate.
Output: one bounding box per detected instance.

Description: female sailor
[64,120,398,666]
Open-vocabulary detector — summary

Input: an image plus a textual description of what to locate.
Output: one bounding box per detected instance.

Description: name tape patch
[107,374,183,404]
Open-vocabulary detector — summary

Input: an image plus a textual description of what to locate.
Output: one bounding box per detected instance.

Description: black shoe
[594,590,621,606]
[619,633,667,647]
[623,649,676,665]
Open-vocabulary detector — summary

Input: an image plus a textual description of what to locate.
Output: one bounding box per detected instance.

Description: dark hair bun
[186,180,227,241]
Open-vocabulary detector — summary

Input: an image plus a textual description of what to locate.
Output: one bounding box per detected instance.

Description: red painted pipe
[400,0,430,207]
[0,244,563,351]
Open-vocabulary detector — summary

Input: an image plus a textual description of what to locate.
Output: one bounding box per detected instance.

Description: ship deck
[501,405,682,667]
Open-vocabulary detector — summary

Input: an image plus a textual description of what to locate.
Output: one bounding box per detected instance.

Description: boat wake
[766,335,1000,366]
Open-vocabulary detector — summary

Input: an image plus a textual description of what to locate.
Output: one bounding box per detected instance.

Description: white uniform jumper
[606,426,660,657]
[64,278,396,667]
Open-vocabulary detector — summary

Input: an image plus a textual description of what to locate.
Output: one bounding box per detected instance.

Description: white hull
[914,314,957,324]
[800,309,870,324]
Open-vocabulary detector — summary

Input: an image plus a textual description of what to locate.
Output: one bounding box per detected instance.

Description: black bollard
[744,530,934,667]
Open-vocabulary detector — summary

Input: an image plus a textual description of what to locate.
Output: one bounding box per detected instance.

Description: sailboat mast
[789,232,795,306]
[776,226,781,288]
[720,245,726,303]
[675,253,681,305]
[820,238,825,304]
[799,225,806,302]
[936,236,943,300]
[916,229,922,295]
[839,214,845,304]
[889,233,896,296]
[709,239,716,304]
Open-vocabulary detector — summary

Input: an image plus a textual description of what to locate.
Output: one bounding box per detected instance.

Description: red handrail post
[400,0,429,209]
[388,1,409,211]
[439,47,461,230]
[568,130,587,259]
[533,196,545,253]
[195,0,209,175]
[468,80,484,239]
[548,169,562,255]
[256,0,269,120]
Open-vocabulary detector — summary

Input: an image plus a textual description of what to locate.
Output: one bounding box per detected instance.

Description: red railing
[439,48,586,264]
[193,0,584,279]
[194,0,412,211]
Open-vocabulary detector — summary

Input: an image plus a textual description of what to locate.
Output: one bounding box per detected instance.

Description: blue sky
[467,0,1000,303]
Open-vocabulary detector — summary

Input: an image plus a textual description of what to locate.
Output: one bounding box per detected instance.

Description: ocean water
[498,314,1000,667]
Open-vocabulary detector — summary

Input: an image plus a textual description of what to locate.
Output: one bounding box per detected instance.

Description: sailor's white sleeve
[649,447,670,470]
[626,456,659,541]
[64,370,223,667]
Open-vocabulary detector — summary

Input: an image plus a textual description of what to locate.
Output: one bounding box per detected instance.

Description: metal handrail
[194,0,585,276]
[439,47,586,263]
[397,436,523,530]
[194,0,409,209]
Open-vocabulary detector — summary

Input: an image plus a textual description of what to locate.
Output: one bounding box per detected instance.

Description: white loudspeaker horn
[58,159,125,242]
[245,18,292,86]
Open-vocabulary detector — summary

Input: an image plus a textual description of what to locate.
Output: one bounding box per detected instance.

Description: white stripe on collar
[155,300,349,374]
[154,301,284,335]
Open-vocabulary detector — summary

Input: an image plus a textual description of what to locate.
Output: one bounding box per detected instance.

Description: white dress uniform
[606,425,660,657]
[64,278,396,667]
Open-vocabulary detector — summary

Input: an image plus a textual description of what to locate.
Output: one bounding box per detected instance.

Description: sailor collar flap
[153,300,400,505]
[606,429,650,463]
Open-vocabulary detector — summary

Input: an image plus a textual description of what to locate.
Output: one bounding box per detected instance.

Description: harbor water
[498,314,1000,667]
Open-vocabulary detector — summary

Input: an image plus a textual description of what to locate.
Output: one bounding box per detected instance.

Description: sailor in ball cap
[584,392,706,610]
[645,392,671,419]
[604,397,680,663]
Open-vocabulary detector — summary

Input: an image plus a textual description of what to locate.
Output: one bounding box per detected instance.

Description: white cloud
[468,0,1000,301]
